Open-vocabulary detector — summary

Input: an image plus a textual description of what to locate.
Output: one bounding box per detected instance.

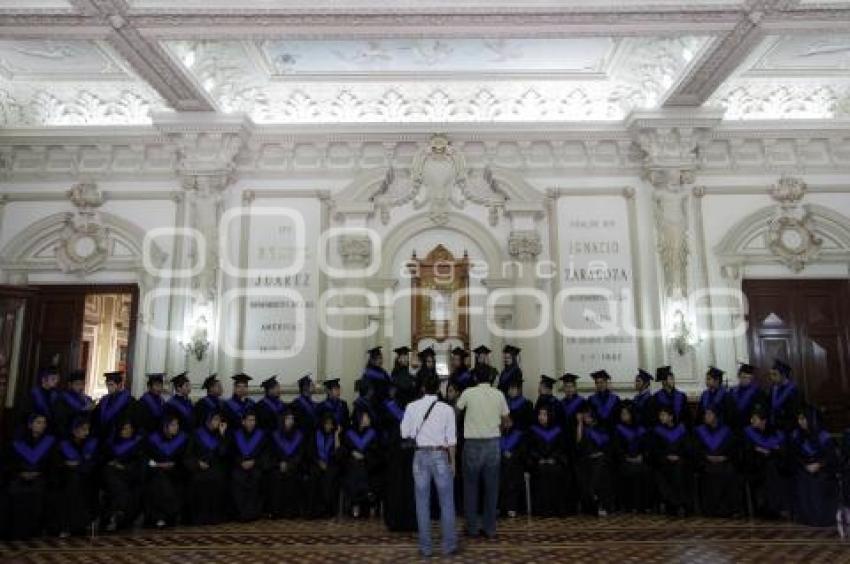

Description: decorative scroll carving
[508,230,542,262]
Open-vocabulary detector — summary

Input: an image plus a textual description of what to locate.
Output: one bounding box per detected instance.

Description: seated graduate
[742,403,790,519]
[144,413,189,528]
[228,408,267,522]
[693,405,743,518]
[505,375,533,431]
[448,347,474,393]
[527,403,569,517]
[575,403,615,516]
[223,373,255,431]
[789,405,839,527]
[193,374,224,429]
[101,417,145,532]
[53,369,94,438]
[93,371,135,439]
[632,369,654,428]
[587,370,620,433]
[559,373,585,437]
[390,346,417,406]
[697,366,733,426]
[292,373,320,433]
[768,359,802,433]
[352,377,379,427]
[613,400,652,513]
[363,346,393,403]
[729,363,766,430]
[183,408,229,525]
[137,373,167,434]
[497,345,523,395]
[651,366,692,428]
[6,413,55,539]
[381,374,417,532]
[341,408,383,518]
[255,375,286,433]
[498,412,526,517]
[306,411,340,519]
[51,414,100,537]
[318,378,350,430]
[650,404,692,516]
[164,372,194,432]
[267,408,307,519]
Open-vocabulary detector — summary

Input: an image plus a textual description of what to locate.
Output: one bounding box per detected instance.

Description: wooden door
[744,279,850,430]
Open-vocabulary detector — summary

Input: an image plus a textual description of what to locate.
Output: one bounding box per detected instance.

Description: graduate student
[789,406,839,527]
[193,374,223,429]
[229,408,266,522]
[587,370,620,432]
[632,369,654,427]
[527,404,568,517]
[414,346,438,392]
[267,409,307,519]
[729,363,766,430]
[472,344,499,385]
[183,408,229,525]
[391,346,417,405]
[53,369,94,438]
[51,415,100,537]
[137,373,167,434]
[93,371,135,439]
[650,404,691,516]
[742,404,790,519]
[18,367,60,431]
[255,375,286,432]
[341,409,383,518]
[559,373,585,438]
[696,366,731,425]
[363,346,393,402]
[101,417,145,532]
[223,373,255,431]
[506,375,533,431]
[534,375,559,424]
[306,411,340,519]
[768,359,802,432]
[144,413,188,528]
[613,400,652,513]
[382,377,417,532]
[6,413,55,539]
[693,405,742,517]
[651,366,692,428]
[448,347,474,393]
[497,345,522,395]
[318,378,350,430]
[292,374,320,433]
[164,372,194,431]
[575,404,615,516]
[498,412,526,517]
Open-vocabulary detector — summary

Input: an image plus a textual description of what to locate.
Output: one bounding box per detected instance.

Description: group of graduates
[2,342,846,541]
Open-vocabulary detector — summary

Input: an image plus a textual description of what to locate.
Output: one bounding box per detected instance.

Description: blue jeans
[463,438,500,537]
[412,449,457,556]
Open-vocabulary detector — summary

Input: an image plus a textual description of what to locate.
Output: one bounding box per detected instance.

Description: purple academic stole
[531,424,562,444]
[196,427,220,452]
[261,396,284,415]
[167,395,192,419]
[732,384,757,413]
[225,397,253,419]
[498,367,519,388]
[585,426,610,448]
[654,423,686,444]
[297,396,317,419]
[12,435,56,467]
[100,391,130,425]
[61,390,91,412]
[272,430,303,457]
[500,429,523,454]
[384,400,404,422]
[316,432,335,462]
[110,435,142,458]
[60,437,99,461]
[364,366,390,382]
[655,389,685,416]
[793,429,831,459]
[771,381,797,411]
[745,426,784,451]
[695,424,731,454]
[562,395,585,419]
[149,431,188,459]
[235,429,264,458]
[30,387,53,416]
[634,391,651,408]
[616,424,645,455]
[700,387,726,410]
[141,392,164,418]
[345,428,377,452]
[590,392,619,420]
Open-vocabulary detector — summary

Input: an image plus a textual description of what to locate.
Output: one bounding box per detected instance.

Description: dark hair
[421,373,440,395]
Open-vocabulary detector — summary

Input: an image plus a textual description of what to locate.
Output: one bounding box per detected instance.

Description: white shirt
[400,394,457,448]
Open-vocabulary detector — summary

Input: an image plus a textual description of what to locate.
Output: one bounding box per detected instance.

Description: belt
[416,446,448,451]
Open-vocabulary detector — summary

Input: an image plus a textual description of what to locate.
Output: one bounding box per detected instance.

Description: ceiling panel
[0,40,131,81]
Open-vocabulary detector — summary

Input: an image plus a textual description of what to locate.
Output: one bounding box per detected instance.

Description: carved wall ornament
[654,190,690,298]
[767,213,823,273]
[53,212,110,274]
[769,175,807,207]
[508,230,542,262]
[338,233,373,267]
[68,181,104,212]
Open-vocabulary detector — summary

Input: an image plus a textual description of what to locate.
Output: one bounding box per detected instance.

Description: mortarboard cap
[655,366,673,382]
[636,369,653,384]
[297,373,313,389]
[393,346,411,355]
[146,373,165,385]
[560,373,580,384]
[473,345,492,355]
[202,374,219,390]
[451,347,469,358]
[261,376,279,391]
[104,371,123,384]
[706,366,725,381]
[170,372,189,387]
[231,373,252,384]
[737,362,756,375]
[507,375,524,387]
[591,370,611,381]
[66,369,86,384]
[367,346,382,357]
[503,344,521,356]
[540,374,556,387]
[772,359,791,378]
[418,346,436,359]
[323,378,341,390]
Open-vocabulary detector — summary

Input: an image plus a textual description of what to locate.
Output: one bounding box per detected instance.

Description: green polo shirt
[456,382,510,439]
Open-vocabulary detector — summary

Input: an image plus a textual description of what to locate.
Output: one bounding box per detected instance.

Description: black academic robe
[228,428,267,522]
[381,400,416,531]
[650,423,692,514]
[51,436,100,534]
[17,386,57,432]
[164,395,194,432]
[534,394,562,427]
[266,428,307,518]
[6,433,56,539]
[769,381,802,432]
[651,388,692,428]
[92,391,136,439]
[499,429,527,515]
[144,430,189,526]
[222,396,255,432]
[496,365,523,395]
[137,392,166,434]
[790,428,839,527]
[305,430,339,518]
[613,423,653,512]
[692,423,742,517]
[183,426,229,525]
[52,390,94,438]
[101,434,146,530]
[363,365,392,402]
[742,425,790,518]
[192,395,223,429]
[632,390,653,428]
[318,397,351,431]
[255,395,287,432]
[291,394,320,433]
[728,384,767,430]
[696,387,734,427]
[340,426,383,513]
[559,395,585,447]
[475,364,499,386]
[527,424,569,517]
[391,365,417,405]
[507,394,534,431]
[575,424,615,513]
[449,368,475,394]
[351,396,379,429]
[587,391,621,432]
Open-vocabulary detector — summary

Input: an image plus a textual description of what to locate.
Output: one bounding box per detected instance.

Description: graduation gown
[790,428,839,526]
[534,394,562,427]
[6,433,56,539]
[613,423,652,512]
[144,430,189,525]
[498,429,527,515]
[651,388,692,428]
[192,395,223,429]
[222,396,255,431]
[183,426,229,525]
[255,395,286,432]
[507,394,534,431]
[318,397,351,431]
[164,395,194,432]
[496,365,522,395]
[291,394,320,433]
[728,384,767,430]
[575,424,615,512]
[742,425,790,518]
[137,392,166,434]
[449,368,475,394]
[391,365,417,405]
[363,365,392,402]
[17,386,57,432]
[632,390,653,428]
[351,396,379,429]
[650,423,692,513]
[266,428,307,518]
[101,434,146,530]
[92,391,135,439]
[52,390,94,438]
[587,391,620,432]
[559,395,586,445]
[381,400,417,532]
[769,381,802,432]
[527,424,569,516]
[51,436,100,534]
[305,430,339,518]
[693,423,742,517]
[228,428,267,522]
[696,387,733,426]
[340,426,383,511]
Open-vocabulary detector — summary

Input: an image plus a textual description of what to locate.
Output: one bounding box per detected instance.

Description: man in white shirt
[400,373,458,557]
[456,367,510,539]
